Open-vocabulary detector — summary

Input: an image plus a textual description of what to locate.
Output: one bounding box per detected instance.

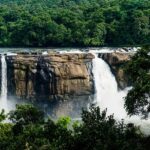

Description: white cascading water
[92,53,150,135]
[92,53,127,118]
[0,55,8,111]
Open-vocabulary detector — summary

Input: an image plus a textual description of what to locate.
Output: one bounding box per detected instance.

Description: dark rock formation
[99,52,132,89]
[6,53,95,101]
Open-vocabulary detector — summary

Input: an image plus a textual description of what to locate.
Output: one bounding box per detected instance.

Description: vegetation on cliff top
[0,104,149,150]
[0,0,149,47]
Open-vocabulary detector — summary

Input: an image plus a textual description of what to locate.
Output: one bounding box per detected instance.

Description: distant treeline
[0,0,149,47]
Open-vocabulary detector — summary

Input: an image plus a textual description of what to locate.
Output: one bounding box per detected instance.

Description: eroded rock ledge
[99,52,132,89]
[6,53,95,101]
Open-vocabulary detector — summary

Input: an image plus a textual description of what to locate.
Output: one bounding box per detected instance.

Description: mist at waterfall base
[0,47,150,135]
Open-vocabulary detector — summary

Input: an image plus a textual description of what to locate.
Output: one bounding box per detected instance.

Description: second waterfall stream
[0,54,8,111]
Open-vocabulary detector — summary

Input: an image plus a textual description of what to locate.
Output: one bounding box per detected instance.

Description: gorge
[0,48,149,134]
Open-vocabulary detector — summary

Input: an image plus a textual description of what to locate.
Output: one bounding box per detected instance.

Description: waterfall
[92,53,127,118]
[0,54,7,111]
[92,53,150,135]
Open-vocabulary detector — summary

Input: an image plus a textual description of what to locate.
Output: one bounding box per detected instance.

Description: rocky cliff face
[6,53,95,101]
[99,52,132,89]
[1,51,132,102]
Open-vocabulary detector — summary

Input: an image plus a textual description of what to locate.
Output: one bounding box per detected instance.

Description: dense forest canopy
[0,0,149,47]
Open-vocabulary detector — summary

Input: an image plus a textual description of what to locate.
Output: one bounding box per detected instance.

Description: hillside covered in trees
[0,0,149,47]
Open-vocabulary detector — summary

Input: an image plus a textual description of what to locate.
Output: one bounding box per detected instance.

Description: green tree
[9,104,44,124]
[125,47,150,118]
[73,105,144,150]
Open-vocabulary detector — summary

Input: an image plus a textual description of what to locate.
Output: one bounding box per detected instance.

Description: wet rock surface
[99,52,132,89]
[6,53,95,101]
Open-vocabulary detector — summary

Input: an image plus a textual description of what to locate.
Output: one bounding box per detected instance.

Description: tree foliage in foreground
[0,0,149,47]
[125,47,150,118]
[0,104,150,150]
